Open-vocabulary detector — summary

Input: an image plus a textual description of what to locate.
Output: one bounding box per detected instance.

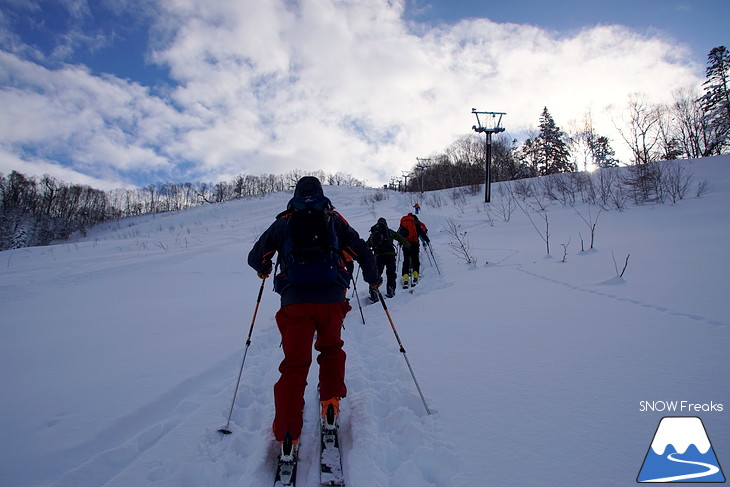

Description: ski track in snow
[477,243,728,329]
[512,264,728,329]
[342,284,458,487]
[83,318,286,487]
[45,351,255,487]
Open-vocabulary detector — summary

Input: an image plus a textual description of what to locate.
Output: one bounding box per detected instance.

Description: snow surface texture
[1,156,729,487]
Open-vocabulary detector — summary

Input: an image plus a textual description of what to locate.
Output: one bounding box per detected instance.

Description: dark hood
[293,176,324,198]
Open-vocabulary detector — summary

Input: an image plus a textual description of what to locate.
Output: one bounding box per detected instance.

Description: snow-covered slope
[1,156,728,487]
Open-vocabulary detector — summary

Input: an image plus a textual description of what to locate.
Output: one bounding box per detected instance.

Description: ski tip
[218,428,233,435]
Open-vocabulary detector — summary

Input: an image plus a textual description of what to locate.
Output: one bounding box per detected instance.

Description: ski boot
[386,286,395,298]
[321,397,340,432]
[279,432,298,462]
[369,287,379,303]
[412,271,419,286]
[276,432,298,486]
[402,274,409,289]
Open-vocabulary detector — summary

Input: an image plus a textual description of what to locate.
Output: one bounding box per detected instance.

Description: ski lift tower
[401,171,411,192]
[415,157,432,194]
[472,108,506,203]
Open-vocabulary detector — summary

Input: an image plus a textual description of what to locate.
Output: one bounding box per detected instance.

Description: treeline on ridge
[0,169,364,250]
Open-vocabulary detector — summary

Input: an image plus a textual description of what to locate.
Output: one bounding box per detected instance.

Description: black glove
[258,261,272,279]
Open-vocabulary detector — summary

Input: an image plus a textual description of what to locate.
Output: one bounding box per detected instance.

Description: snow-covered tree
[700,46,730,155]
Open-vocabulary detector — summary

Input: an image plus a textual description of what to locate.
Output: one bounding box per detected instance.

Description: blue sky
[415,0,726,59]
[0,0,727,189]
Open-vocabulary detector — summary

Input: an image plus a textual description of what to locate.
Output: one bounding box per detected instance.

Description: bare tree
[568,112,597,172]
[442,218,476,266]
[671,88,708,158]
[612,251,631,278]
[494,184,516,222]
[656,105,684,161]
[572,204,602,250]
[560,237,571,263]
[614,93,662,164]
[662,162,694,203]
[513,196,551,255]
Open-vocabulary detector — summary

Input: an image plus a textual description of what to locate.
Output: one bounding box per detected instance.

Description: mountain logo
[637,416,725,483]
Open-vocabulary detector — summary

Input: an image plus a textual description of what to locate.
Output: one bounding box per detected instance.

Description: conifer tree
[700,46,730,155]
[536,107,574,175]
[590,136,619,168]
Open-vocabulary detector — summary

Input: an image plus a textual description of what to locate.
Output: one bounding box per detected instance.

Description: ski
[403,274,416,293]
[320,404,345,486]
[409,271,420,293]
[274,433,298,487]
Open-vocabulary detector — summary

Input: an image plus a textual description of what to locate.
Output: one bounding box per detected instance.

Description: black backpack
[274,194,350,293]
[369,222,392,254]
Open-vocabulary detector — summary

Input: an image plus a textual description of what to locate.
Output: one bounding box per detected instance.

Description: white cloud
[0,51,191,181]
[0,148,128,190]
[0,0,705,188]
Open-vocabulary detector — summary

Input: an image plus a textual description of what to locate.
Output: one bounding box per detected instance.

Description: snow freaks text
[639,401,724,413]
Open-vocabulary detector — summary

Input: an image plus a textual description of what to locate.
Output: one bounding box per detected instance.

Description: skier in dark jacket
[248,176,380,453]
[366,217,410,299]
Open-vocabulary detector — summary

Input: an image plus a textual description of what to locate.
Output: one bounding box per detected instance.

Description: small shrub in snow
[442,217,476,266]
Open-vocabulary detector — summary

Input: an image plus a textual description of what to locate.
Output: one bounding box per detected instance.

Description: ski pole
[375,289,432,415]
[420,237,433,267]
[426,241,440,275]
[219,277,266,435]
[350,265,360,297]
[351,265,366,324]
